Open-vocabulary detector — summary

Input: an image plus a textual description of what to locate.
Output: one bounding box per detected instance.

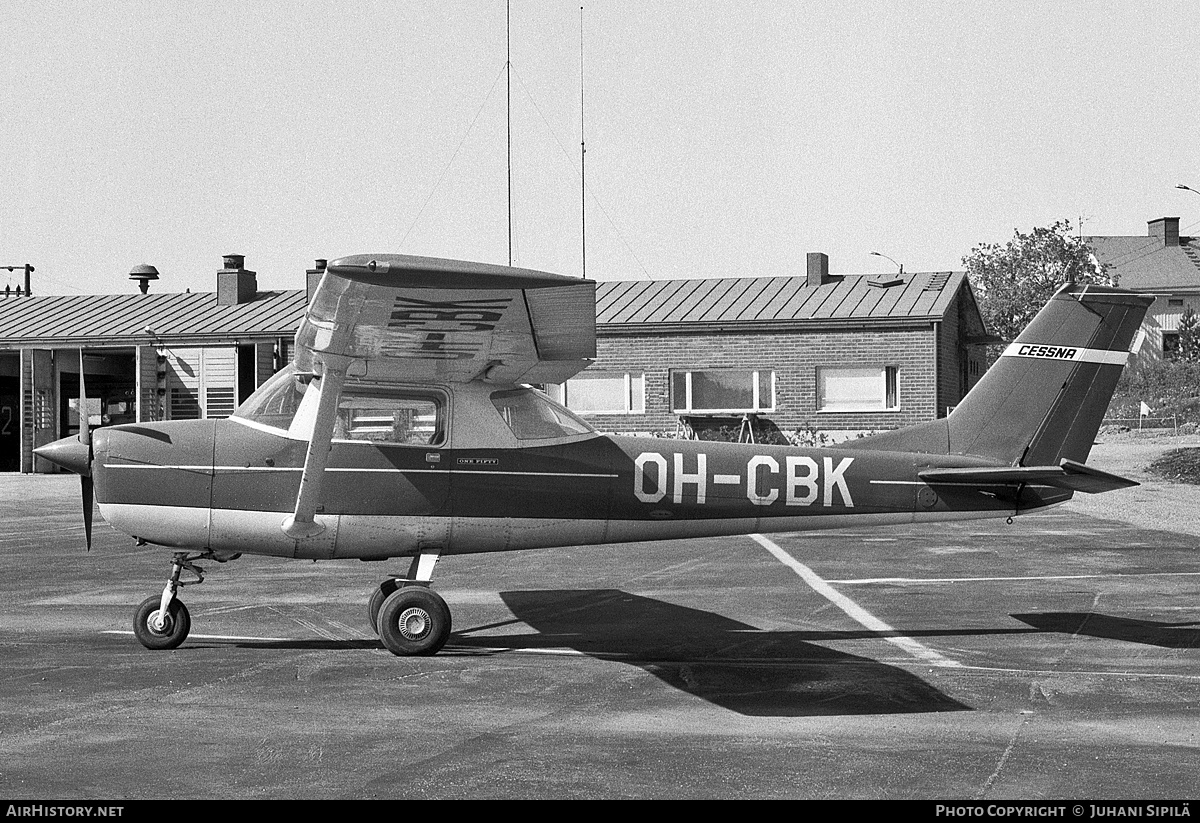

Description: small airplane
[35,255,1153,656]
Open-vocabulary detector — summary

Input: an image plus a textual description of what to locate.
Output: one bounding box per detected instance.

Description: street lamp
[869,251,903,274]
[1177,184,1200,196]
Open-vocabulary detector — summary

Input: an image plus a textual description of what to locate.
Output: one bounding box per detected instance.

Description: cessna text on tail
[35,255,1152,656]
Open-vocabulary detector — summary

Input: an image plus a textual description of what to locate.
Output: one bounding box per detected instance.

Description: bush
[1108,360,1200,424]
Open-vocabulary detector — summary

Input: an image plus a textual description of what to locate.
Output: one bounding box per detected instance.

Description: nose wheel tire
[133,596,191,650]
[377,587,451,656]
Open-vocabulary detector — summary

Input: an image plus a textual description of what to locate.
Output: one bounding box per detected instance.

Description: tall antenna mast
[580,5,587,280]
[507,0,513,266]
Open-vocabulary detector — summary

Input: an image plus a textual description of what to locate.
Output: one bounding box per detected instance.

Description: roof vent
[129,263,160,294]
[868,275,904,288]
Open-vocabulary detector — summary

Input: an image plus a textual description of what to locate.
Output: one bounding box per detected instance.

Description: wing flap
[918,459,1138,494]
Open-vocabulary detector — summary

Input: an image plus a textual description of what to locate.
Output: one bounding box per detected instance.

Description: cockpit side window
[490,387,595,441]
[334,388,444,446]
[232,364,311,432]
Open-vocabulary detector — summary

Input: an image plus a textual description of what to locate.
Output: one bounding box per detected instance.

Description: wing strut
[282,358,349,539]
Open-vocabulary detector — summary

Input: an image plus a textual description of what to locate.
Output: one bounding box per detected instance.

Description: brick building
[547,253,989,440]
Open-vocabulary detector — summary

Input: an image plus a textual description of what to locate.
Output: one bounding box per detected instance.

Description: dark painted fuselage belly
[92,421,1070,560]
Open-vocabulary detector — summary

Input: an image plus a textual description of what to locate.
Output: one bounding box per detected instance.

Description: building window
[817,366,899,412]
[547,373,645,415]
[670,369,775,414]
[206,387,237,419]
[170,388,202,420]
[1163,332,1180,357]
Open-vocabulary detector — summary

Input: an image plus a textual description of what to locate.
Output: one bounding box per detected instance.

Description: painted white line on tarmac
[102,630,293,642]
[750,533,962,669]
[832,571,1200,585]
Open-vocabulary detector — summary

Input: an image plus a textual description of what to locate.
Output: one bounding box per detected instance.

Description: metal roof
[595,271,967,328]
[0,290,309,347]
[0,270,970,348]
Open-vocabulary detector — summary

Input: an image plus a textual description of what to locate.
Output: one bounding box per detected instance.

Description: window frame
[669,369,776,414]
[331,385,448,448]
[815,365,900,413]
[550,372,646,416]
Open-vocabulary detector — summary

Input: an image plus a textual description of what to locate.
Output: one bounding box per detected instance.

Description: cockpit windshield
[490,387,595,441]
[232,364,312,431]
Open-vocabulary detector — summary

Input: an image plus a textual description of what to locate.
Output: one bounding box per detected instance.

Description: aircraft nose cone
[34,435,92,477]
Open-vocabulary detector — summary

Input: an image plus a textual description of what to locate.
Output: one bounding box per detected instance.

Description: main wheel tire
[367,578,401,635]
[132,596,191,650]
[377,587,451,657]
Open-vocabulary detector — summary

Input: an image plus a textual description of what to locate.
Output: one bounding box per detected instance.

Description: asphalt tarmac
[1,474,1197,800]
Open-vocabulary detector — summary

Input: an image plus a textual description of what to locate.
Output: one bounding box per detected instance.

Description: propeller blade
[79,348,93,551]
[82,475,94,551]
[79,349,90,450]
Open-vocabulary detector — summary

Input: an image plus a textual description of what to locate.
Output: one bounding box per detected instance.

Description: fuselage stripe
[103,464,616,479]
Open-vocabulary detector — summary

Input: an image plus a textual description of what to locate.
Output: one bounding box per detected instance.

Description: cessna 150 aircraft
[35,255,1152,656]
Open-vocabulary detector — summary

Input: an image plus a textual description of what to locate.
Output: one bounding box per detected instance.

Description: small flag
[1140,401,1152,417]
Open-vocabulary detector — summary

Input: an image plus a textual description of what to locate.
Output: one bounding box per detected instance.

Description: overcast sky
[2,1,1198,296]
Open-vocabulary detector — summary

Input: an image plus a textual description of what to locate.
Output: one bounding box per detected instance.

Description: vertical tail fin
[849,284,1153,465]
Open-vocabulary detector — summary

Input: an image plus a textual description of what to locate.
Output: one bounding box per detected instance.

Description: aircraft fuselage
[90,415,1067,561]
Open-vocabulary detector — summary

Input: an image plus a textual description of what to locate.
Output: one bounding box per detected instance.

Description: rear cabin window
[490,388,594,441]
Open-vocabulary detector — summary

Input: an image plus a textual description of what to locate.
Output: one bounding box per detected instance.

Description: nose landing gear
[133,550,234,650]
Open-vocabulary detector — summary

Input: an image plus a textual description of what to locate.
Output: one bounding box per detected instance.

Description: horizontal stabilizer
[918,459,1139,494]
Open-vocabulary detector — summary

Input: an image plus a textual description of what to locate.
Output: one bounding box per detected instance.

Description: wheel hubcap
[148,610,171,635]
[397,607,430,641]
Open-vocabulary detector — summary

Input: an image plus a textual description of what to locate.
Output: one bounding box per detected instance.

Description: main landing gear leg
[132,551,231,650]
[369,552,451,657]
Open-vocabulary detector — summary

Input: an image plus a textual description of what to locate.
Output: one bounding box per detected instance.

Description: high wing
[295,254,597,385]
[283,254,596,538]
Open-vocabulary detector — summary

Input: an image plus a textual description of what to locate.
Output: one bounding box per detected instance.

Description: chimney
[806,252,829,287]
[306,258,327,304]
[217,254,258,305]
[1148,217,1180,247]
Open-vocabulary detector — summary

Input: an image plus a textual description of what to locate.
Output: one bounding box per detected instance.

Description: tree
[962,220,1114,356]
[1177,306,1200,363]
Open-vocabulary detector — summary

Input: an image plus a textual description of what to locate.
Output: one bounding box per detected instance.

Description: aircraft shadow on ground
[450,589,971,718]
[1012,612,1200,649]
